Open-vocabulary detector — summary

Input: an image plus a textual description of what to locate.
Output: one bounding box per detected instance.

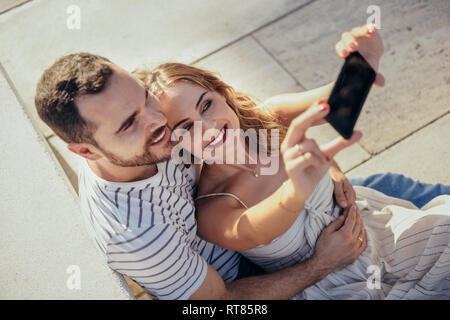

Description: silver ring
[293,144,302,155]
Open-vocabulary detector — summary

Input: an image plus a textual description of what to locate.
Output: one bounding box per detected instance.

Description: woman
[134,25,450,299]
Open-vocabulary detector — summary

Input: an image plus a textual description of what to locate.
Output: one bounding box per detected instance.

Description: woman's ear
[68,142,102,161]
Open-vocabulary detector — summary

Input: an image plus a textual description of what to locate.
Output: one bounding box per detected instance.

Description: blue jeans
[348,173,450,208]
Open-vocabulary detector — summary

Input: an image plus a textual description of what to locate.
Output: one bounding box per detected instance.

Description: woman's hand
[329,166,356,209]
[280,100,362,206]
[335,24,385,87]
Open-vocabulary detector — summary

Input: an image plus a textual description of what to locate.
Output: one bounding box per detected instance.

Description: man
[35,52,367,299]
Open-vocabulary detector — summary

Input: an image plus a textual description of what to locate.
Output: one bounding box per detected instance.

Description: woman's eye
[184,123,193,131]
[202,100,212,112]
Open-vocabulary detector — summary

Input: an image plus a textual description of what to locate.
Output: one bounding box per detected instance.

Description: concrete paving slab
[195,36,304,100]
[254,0,450,154]
[0,0,29,14]
[48,135,80,192]
[346,113,450,185]
[0,0,309,137]
[0,67,133,299]
[306,123,371,174]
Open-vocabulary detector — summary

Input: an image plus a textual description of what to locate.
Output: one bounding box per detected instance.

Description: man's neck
[87,159,159,183]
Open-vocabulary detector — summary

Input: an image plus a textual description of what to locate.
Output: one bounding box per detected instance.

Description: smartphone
[325,51,376,139]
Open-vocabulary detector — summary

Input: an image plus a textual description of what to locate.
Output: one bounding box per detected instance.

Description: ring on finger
[293,144,302,155]
[358,228,366,243]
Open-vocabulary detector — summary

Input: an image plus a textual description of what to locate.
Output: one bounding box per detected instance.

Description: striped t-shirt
[77,158,241,300]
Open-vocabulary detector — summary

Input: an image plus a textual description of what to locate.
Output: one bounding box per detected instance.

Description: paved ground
[1,0,449,299]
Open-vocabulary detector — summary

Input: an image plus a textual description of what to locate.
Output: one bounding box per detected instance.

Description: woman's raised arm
[196,101,362,251]
[259,81,334,127]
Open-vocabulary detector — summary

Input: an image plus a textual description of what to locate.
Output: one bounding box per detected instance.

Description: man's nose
[143,108,167,133]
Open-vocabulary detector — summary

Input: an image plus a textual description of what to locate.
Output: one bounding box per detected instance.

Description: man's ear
[68,142,102,161]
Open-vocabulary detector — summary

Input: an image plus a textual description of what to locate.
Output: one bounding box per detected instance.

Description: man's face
[75,65,174,167]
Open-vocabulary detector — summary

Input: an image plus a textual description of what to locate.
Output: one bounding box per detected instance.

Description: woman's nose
[201,118,217,132]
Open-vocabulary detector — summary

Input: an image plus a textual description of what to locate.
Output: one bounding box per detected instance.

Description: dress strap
[195,193,249,209]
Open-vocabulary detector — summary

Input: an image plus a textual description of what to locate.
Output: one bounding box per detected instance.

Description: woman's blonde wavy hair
[132,62,287,155]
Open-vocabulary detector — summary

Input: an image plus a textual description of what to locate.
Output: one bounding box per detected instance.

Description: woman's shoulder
[197,165,229,194]
[196,168,246,210]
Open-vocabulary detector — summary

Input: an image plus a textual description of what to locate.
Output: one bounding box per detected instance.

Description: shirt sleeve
[106,223,207,300]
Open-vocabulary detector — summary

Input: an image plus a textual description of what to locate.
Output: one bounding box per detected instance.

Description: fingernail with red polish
[342,49,348,56]
[350,42,357,49]
[319,104,328,112]
[318,99,326,105]
[367,25,376,34]
[325,154,330,162]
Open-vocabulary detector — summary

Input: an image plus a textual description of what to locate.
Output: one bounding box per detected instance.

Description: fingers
[341,32,358,55]
[352,24,377,37]
[341,204,357,233]
[283,139,328,165]
[335,41,348,59]
[336,24,379,59]
[325,211,347,232]
[374,72,385,87]
[349,204,367,251]
[351,207,362,237]
[285,150,324,172]
[357,227,367,251]
[334,182,348,208]
[320,130,363,161]
[282,101,363,165]
[282,101,330,151]
[343,181,356,204]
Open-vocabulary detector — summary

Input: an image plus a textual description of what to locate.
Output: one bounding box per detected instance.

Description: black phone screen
[325,51,376,139]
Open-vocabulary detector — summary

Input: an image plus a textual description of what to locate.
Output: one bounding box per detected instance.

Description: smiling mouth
[149,127,168,146]
[205,124,227,149]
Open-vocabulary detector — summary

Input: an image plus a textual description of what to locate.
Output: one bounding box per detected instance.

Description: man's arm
[190,256,325,300]
[190,203,366,300]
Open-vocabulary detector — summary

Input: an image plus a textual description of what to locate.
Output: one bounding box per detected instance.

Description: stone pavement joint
[190,0,316,65]
[0,0,31,15]
[251,34,307,91]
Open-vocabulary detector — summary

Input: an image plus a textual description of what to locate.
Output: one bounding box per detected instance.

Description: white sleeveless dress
[197,172,450,299]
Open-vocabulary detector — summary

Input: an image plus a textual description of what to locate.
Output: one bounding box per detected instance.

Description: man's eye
[202,100,212,112]
[125,119,136,131]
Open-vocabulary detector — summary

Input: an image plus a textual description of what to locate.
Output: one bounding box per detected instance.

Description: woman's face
[160,81,241,162]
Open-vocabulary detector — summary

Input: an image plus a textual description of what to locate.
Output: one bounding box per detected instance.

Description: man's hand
[311,204,367,276]
[335,24,385,87]
[329,165,356,209]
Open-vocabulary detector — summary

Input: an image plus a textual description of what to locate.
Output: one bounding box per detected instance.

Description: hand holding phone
[326,51,376,139]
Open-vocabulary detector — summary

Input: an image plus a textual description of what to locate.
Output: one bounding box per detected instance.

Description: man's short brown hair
[35,52,113,144]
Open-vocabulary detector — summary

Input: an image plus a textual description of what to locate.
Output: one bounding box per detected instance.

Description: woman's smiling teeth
[206,125,227,149]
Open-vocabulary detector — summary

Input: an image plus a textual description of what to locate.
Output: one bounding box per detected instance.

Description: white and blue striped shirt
[78,159,241,300]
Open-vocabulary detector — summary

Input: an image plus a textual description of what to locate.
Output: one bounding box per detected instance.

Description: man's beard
[97,130,175,167]
[101,146,172,167]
